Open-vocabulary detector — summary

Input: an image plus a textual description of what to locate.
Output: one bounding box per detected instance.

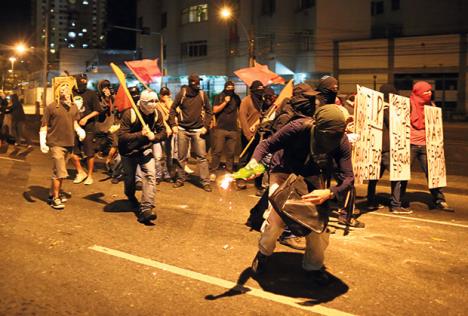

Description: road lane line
[369,212,468,229]
[89,245,354,316]
[0,156,26,163]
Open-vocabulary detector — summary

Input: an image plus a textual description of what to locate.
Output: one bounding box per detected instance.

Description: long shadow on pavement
[205,252,348,305]
[103,199,138,213]
[23,185,50,203]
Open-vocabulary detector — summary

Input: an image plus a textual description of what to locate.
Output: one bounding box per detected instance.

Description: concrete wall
[339,39,388,69]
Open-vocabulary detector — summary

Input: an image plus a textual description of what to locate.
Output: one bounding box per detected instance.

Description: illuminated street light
[14,43,27,55]
[219,6,255,67]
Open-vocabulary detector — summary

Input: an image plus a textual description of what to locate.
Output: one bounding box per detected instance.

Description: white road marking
[0,156,26,163]
[369,212,468,229]
[89,245,354,316]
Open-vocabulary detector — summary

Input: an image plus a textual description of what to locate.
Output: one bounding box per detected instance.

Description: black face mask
[189,80,200,92]
[225,89,234,96]
[318,90,337,105]
[77,81,87,93]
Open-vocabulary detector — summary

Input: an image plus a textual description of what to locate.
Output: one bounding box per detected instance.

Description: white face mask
[140,100,157,115]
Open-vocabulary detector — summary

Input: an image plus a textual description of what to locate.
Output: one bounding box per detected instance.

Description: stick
[110,62,147,128]
[239,135,256,159]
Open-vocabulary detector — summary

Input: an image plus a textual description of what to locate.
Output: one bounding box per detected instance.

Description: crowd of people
[36,72,454,285]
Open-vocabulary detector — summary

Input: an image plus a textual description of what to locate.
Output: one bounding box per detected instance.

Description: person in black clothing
[71,74,102,185]
[315,76,338,106]
[168,73,213,192]
[244,104,353,285]
[366,84,412,214]
[209,80,241,176]
[9,94,32,148]
[118,89,166,224]
[0,92,7,147]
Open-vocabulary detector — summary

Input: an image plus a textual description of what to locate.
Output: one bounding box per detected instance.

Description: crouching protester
[240,104,353,285]
[40,78,85,209]
[118,90,167,224]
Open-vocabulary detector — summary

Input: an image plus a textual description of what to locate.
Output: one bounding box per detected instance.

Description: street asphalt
[0,140,467,316]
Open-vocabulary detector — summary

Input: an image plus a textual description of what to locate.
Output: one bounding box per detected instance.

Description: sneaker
[173,180,184,188]
[48,193,68,204]
[305,268,331,286]
[73,172,87,184]
[209,173,217,182]
[138,209,157,223]
[279,237,306,250]
[390,207,413,215]
[202,184,212,192]
[435,201,455,212]
[50,198,65,210]
[83,177,93,185]
[338,215,366,228]
[367,203,384,211]
[251,251,269,274]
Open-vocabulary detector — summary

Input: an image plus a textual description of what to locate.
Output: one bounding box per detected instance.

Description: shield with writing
[389,93,411,181]
[424,106,447,189]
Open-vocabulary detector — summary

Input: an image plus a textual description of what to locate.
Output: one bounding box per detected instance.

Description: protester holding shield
[409,81,453,212]
[240,104,353,285]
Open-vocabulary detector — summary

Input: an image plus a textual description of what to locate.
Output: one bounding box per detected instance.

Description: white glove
[76,127,86,142]
[200,127,207,135]
[39,130,49,154]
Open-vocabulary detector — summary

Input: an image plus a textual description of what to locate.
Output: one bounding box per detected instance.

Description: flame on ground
[219,174,234,190]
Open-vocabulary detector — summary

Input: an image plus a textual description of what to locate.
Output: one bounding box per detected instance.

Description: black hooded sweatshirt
[169,86,212,130]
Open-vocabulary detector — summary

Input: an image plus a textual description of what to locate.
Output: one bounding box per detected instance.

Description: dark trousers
[410,144,445,204]
[122,149,156,212]
[367,151,408,208]
[210,128,238,172]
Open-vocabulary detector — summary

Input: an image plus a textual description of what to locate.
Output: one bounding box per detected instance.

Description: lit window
[82,28,87,32]
[181,4,208,25]
[68,31,76,38]
[99,35,104,40]
[78,32,83,37]
[83,1,89,5]
[83,44,88,48]
[68,44,75,48]
[50,48,56,53]
[71,22,76,27]
[50,43,55,47]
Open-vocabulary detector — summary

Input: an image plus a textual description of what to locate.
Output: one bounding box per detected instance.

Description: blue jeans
[175,128,210,185]
[122,149,156,212]
[367,151,407,208]
[410,144,445,204]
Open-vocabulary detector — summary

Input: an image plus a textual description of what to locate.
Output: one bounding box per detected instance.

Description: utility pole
[42,0,49,111]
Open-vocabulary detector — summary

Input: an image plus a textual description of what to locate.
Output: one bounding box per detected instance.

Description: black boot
[251,251,269,274]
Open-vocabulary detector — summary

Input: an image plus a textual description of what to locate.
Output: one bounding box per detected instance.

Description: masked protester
[316,76,338,106]
[409,81,454,212]
[118,89,167,224]
[209,80,241,179]
[168,73,213,192]
[71,73,102,185]
[237,80,266,192]
[239,104,353,285]
[40,82,84,209]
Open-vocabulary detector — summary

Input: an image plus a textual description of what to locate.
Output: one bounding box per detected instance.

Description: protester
[0,92,7,147]
[71,74,102,185]
[315,75,339,106]
[366,84,412,214]
[209,80,241,178]
[409,81,454,212]
[168,74,213,192]
[153,86,173,183]
[40,80,84,209]
[237,80,265,192]
[95,79,117,173]
[7,94,32,148]
[118,89,166,224]
[240,104,353,285]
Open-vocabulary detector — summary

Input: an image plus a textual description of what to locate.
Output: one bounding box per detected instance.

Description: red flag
[124,59,162,85]
[114,86,132,112]
[234,62,285,87]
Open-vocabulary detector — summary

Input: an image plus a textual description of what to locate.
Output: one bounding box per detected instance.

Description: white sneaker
[83,176,94,185]
[73,172,87,184]
[209,173,217,182]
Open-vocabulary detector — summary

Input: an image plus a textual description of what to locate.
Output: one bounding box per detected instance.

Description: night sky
[0,0,136,50]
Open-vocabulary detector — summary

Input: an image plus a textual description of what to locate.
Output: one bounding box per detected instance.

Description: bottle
[231,163,266,180]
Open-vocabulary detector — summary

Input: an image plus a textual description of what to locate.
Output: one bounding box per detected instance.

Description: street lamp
[9,56,17,88]
[14,43,27,56]
[219,6,255,67]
